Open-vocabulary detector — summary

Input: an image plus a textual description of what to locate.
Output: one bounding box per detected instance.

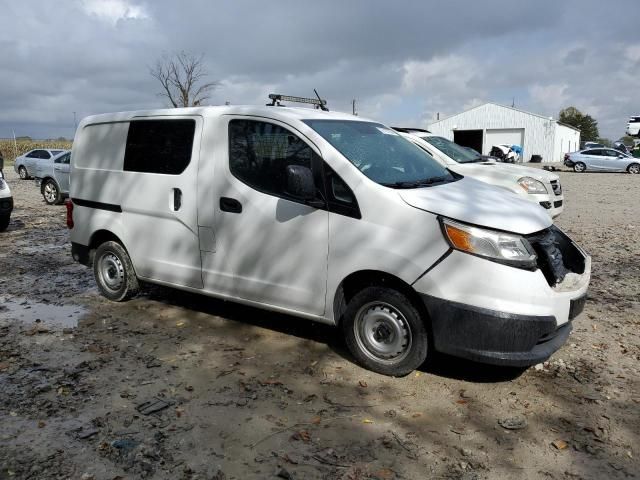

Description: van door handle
[220,197,242,213]
[173,188,182,211]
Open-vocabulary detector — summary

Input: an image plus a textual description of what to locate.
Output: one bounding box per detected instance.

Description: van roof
[79,105,372,127]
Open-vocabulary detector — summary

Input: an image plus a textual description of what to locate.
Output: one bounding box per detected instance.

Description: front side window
[420,135,481,163]
[229,119,319,199]
[303,120,455,188]
[229,119,360,217]
[39,151,51,159]
[124,119,195,174]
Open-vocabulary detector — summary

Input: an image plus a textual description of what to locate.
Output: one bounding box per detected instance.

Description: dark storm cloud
[0,0,638,139]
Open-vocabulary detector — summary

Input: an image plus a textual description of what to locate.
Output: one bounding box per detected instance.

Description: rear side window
[55,152,71,164]
[124,119,195,174]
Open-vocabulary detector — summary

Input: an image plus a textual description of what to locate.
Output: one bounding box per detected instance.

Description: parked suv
[34,150,71,204]
[396,130,565,218]
[67,100,590,376]
[626,116,640,137]
[14,149,66,180]
[0,154,13,231]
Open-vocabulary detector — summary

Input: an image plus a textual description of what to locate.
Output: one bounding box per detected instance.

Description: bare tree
[150,51,219,107]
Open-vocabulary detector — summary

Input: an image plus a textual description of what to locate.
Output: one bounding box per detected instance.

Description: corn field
[0,139,72,166]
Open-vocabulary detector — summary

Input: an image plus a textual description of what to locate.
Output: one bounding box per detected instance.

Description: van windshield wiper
[381,176,448,189]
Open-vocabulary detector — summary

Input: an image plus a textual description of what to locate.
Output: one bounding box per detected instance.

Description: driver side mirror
[285,165,316,201]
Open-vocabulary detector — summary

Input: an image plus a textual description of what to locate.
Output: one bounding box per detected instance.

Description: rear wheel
[93,241,139,301]
[573,162,586,173]
[42,179,62,205]
[0,214,9,232]
[18,166,28,180]
[342,287,428,377]
[628,163,640,174]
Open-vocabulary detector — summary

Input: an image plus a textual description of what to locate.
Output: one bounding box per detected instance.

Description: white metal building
[427,103,580,163]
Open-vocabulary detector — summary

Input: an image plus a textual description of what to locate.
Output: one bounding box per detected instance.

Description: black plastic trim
[0,196,13,213]
[72,198,122,213]
[71,242,91,266]
[420,294,569,366]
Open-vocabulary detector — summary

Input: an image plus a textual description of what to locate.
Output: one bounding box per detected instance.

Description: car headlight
[518,177,547,194]
[441,218,537,268]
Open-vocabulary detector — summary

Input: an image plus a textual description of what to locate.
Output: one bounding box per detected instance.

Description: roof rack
[391,127,431,134]
[267,92,328,111]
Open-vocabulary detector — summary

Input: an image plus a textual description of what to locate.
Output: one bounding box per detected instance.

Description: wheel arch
[333,269,429,327]
[86,229,136,272]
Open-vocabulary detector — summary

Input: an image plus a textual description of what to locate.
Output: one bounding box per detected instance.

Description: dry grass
[0,140,72,165]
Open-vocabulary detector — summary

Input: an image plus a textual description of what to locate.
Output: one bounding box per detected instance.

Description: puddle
[0,297,87,329]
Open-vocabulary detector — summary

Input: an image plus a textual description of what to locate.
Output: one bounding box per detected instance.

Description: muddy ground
[0,167,638,480]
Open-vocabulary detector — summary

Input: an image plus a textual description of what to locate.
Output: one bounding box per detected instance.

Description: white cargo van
[68,98,590,376]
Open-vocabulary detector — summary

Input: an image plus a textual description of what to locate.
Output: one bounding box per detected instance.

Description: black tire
[573,162,586,173]
[0,214,9,232]
[93,241,140,301]
[628,163,640,174]
[42,179,62,205]
[18,166,29,180]
[342,287,428,377]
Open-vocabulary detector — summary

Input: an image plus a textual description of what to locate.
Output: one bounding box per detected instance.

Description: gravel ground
[0,167,638,480]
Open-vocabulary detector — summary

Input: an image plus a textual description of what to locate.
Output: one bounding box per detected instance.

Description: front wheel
[18,166,28,180]
[573,162,586,173]
[42,180,62,205]
[93,241,140,301]
[628,163,640,174]
[0,214,9,232]
[342,287,428,377]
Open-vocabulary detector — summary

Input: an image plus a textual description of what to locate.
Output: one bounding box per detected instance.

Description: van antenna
[314,89,329,111]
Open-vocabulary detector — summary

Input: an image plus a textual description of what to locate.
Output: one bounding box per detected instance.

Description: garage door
[485,128,524,153]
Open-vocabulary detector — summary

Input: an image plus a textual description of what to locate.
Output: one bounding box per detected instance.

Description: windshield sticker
[376,127,396,135]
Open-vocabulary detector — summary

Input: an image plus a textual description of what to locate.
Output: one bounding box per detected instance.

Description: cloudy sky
[1,0,638,140]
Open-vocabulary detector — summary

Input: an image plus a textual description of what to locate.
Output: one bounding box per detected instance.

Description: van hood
[398,177,552,235]
[452,161,558,184]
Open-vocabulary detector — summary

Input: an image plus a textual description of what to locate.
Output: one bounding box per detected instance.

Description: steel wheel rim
[353,302,412,365]
[99,252,124,291]
[44,183,57,203]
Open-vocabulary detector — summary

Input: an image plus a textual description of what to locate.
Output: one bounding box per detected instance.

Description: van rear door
[120,116,203,288]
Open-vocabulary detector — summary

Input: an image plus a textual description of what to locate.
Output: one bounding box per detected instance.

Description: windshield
[420,135,482,163]
[304,120,455,188]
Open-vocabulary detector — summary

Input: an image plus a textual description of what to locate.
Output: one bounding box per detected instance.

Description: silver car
[564,148,640,174]
[14,148,66,179]
[34,150,71,204]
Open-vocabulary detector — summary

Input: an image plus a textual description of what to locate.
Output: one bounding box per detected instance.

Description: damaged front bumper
[413,226,590,366]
